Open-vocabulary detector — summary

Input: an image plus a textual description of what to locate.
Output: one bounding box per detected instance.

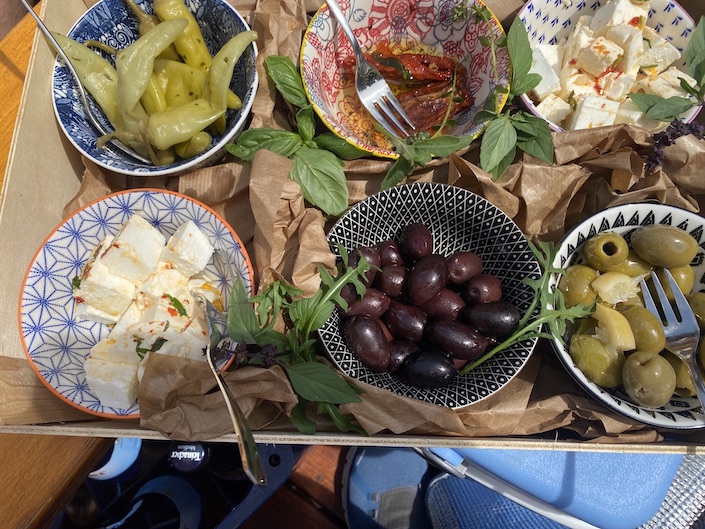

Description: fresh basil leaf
[284,362,362,404]
[289,401,317,434]
[685,16,705,73]
[488,145,516,180]
[314,133,369,159]
[380,155,414,189]
[507,18,538,96]
[474,109,498,124]
[317,401,365,434]
[227,128,303,161]
[479,113,517,173]
[688,48,705,89]
[226,278,261,344]
[411,135,475,162]
[290,146,349,216]
[512,112,553,164]
[510,73,541,99]
[628,93,694,121]
[296,107,317,142]
[680,76,701,98]
[265,55,310,109]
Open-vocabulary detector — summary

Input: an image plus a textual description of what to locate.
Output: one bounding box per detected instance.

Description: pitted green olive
[620,305,666,354]
[583,232,630,271]
[622,351,676,408]
[559,264,599,308]
[663,351,696,397]
[689,292,705,331]
[654,266,695,300]
[569,334,625,387]
[630,225,699,268]
[608,250,653,277]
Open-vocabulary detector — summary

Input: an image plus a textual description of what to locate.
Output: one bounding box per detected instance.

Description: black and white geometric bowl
[549,203,705,429]
[319,182,541,409]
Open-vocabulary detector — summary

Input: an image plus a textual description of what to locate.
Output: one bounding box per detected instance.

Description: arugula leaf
[628,93,695,121]
[284,362,361,404]
[264,55,310,109]
[227,129,303,161]
[290,147,348,216]
[479,113,517,176]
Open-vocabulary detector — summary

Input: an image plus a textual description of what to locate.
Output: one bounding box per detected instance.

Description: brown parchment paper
[66,0,705,443]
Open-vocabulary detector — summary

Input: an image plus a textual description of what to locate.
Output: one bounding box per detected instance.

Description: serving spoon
[20,0,153,165]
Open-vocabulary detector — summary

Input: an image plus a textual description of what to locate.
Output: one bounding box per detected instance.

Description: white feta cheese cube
[161,220,214,277]
[640,26,681,75]
[566,96,620,130]
[187,275,221,305]
[577,37,624,77]
[84,357,139,410]
[140,263,190,300]
[110,301,143,339]
[605,24,643,75]
[632,74,689,99]
[101,215,166,285]
[560,67,600,101]
[562,25,594,70]
[659,67,697,93]
[590,0,647,36]
[530,47,561,101]
[614,98,663,130]
[535,44,564,74]
[180,319,209,360]
[601,71,637,101]
[535,93,573,126]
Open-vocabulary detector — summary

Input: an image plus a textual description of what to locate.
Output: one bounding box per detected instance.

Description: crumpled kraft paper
[67,0,705,443]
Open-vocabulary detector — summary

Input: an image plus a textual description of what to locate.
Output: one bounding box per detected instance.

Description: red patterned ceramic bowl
[300,0,510,158]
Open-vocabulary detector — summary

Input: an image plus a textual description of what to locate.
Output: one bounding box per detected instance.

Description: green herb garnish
[134,336,168,358]
[165,294,188,317]
[71,276,81,290]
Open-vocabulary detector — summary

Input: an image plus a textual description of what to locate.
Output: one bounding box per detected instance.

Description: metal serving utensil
[324,0,415,138]
[192,291,267,486]
[20,0,153,165]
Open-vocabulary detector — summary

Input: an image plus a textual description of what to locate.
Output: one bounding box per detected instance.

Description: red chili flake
[569,58,577,66]
[628,16,641,27]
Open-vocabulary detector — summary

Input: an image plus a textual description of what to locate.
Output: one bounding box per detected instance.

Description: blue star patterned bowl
[52,0,258,177]
[18,189,253,419]
[517,0,699,131]
[319,182,541,409]
[549,203,705,429]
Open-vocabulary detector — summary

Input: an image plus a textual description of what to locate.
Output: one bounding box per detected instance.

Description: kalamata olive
[568,334,625,388]
[420,289,466,320]
[388,340,420,374]
[630,224,700,268]
[462,273,503,304]
[345,288,391,318]
[339,282,359,307]
[377,240,404,267]
[376,265,408,298]
[397,350,457,388]
[461,300,521,337]
[619,305,666,354]
[399,223,433,261]
[426,319,493,360]
[622,351,676,408]
[583,232,629,271]
[348,246,381,285]
[446,251,483,284]
[343,315,391,373]
[559,264,598,308]
[408,254,449,305]
[383,300,428,342]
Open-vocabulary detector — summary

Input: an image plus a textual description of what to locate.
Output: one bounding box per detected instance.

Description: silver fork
[325,0,415,138]
[640,270,705,412]
[20,0,153,165]
[192,291,267,486]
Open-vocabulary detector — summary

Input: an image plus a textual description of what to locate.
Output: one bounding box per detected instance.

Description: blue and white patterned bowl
[300,0,511,158]
[319,182,541,409]
[18,189,253,419]
[549,203,705,429]
[518,0,699,131]
[52,0,258,177]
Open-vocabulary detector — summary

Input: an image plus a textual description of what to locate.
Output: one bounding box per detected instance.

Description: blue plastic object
[424,448,684,529]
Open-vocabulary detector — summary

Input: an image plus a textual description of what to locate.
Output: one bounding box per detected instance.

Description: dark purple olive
[461,300,521,337]
[388,340,420,374]
[348,246,381,286]
[344,315,391,373]
[345,288,391,318]
[447,251,483,284]
[397,350,457,388]
[376,265,408,298]
[420,289,466,320]
[399,223,433,261]
[408,254,449,305]
[462,273,503,304]
[426,319,493,360]
[383,300,428,342]
[377,240,404,267]
[339,282,359,307]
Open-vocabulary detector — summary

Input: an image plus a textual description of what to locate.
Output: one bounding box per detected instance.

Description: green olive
[620,305,666,354]
[622,351,676,408]
[654,266,695,300]
[691,292,705,331]
[608,250,653,277]
[569,334,625,388]
[583,232,630,272]
[630,225,699,268]
[559,264,599,308]
[663,351,696,397]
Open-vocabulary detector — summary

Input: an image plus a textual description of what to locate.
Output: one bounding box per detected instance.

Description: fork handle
[325,0,363,56]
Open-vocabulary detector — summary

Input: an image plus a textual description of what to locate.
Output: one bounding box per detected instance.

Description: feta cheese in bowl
[18,189,253,419]
[518,0,700,131]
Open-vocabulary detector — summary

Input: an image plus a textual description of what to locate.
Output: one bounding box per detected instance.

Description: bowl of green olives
[549,203,705,429]
[318,182,542,409]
